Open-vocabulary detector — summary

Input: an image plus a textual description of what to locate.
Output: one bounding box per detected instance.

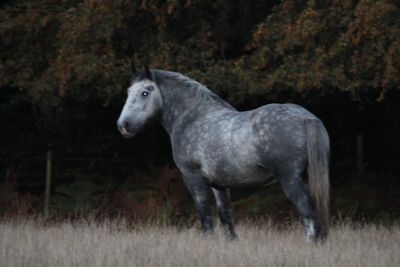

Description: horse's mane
[152,69,234,110]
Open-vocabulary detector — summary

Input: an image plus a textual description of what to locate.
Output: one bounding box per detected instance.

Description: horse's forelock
[131,69,155,84]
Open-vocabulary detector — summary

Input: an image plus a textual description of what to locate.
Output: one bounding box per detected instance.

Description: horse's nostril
[124,121,129,129]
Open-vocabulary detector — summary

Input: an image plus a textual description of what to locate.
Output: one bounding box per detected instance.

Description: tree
[245,0,400,101]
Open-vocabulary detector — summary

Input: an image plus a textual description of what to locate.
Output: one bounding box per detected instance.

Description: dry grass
[0,219,399,267]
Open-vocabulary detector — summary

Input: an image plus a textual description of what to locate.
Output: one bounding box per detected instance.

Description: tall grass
[1,219,399,267]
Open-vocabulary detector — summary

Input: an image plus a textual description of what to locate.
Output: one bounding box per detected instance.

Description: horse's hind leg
[278,172,318,242]
[212,187,237,240]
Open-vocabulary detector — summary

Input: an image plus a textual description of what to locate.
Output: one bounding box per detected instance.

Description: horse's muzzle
[117,120,135,138]
[119,127,130,137]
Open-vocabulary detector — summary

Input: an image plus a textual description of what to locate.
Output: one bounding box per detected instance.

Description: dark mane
[146,69,235,110]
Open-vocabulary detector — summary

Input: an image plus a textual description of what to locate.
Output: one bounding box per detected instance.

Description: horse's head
[117,66,163,138]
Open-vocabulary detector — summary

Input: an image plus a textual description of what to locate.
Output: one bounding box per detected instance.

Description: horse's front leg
[212,186,237,240]
[182,173,213,235]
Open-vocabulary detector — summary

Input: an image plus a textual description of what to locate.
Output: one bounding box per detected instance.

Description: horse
[117,67,330,242]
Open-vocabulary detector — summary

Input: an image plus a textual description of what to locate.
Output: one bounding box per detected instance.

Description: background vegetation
[1,0,399,222]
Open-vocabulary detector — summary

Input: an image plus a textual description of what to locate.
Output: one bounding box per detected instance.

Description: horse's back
[253,103,319,123]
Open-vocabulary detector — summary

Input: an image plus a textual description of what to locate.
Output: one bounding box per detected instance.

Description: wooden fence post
[356,134,364,181]
[44,150,52,218]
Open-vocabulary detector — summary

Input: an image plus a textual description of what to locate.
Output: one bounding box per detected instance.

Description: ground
[1,219,399,267]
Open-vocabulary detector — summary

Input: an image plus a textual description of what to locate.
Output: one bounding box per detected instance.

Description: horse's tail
[305,119,330,239]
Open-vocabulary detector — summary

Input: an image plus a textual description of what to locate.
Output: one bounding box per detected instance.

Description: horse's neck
[158,84,232,134]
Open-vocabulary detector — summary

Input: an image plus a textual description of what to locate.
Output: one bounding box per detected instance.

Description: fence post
[356,134,364,181]
[44,149,52,218]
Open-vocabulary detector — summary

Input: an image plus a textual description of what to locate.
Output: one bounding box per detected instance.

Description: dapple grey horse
[117,67,330,242]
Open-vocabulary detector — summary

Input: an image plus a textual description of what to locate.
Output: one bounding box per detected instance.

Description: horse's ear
[144,65,153,81]
[130,60,138,74]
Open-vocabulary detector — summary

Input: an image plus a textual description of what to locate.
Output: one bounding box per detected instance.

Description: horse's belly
[204,162,273,187]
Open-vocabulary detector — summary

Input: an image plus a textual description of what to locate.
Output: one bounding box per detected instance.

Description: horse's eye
[142,91,149,97]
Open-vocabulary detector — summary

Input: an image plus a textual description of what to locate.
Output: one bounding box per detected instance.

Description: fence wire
[0,155,399,190]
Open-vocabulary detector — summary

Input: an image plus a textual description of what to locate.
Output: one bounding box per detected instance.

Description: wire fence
[0,152,173,189]
[1,152,398,188]
[0,156,168,162]
[1,152,399,219]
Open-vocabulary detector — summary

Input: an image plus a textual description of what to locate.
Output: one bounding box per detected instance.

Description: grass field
[0,219,399,267]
